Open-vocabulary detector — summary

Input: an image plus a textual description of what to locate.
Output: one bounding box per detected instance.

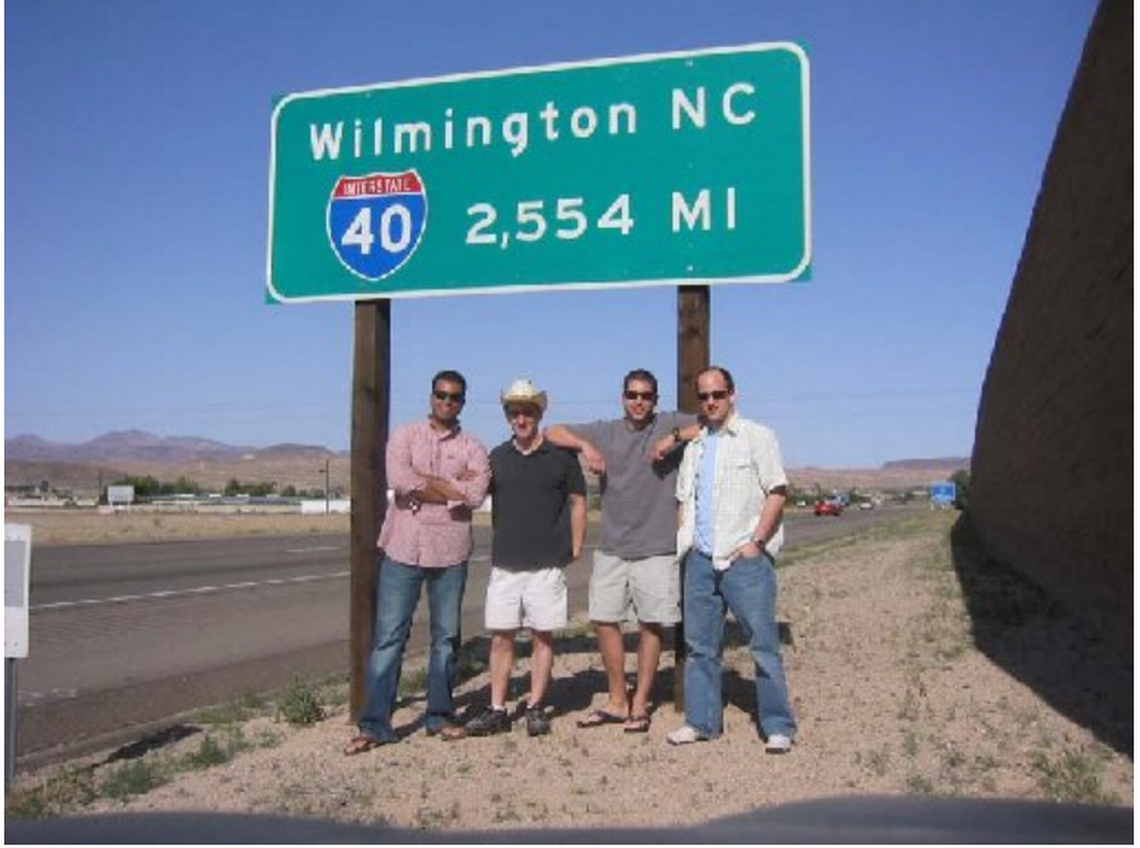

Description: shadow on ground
[395,621,774,736]
[948,513,1132,756]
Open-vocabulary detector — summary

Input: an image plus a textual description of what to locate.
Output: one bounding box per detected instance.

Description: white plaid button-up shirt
[676,413,788,561]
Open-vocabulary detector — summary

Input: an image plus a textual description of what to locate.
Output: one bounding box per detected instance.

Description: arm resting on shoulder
[545,424,606,475]
[650,419,703,462]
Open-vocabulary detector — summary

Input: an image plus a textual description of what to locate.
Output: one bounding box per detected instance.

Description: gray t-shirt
[572,411,695,559]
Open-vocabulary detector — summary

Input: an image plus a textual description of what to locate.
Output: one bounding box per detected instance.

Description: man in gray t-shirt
[546,369,698,732]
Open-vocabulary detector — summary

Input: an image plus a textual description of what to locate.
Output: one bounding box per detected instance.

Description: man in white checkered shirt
[668,366,797,754]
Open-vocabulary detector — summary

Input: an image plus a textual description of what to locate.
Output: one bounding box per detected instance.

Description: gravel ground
[8,511,1132,833]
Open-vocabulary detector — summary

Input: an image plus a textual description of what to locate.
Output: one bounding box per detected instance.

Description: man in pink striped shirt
[345,370,491,755]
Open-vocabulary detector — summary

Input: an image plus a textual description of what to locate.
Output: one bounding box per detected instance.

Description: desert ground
[5,509,1131,835]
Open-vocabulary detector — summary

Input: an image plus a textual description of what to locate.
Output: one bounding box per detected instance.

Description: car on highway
[814,499,842,517]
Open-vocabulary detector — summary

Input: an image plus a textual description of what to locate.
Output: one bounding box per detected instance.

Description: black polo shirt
[489,439,587,569]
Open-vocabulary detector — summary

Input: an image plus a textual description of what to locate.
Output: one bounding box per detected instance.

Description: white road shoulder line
[32,571,350,612]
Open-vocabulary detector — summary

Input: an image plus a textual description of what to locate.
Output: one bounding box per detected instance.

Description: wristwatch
[750,535,767,548]
[672,427,683,444]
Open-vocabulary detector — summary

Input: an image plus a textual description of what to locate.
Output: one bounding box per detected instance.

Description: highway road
[14,507,903,767]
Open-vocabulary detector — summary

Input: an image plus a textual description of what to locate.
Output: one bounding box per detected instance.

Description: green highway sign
[267,43,810,303]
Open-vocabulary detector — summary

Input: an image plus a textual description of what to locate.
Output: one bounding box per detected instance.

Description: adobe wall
[969,0,1131,651]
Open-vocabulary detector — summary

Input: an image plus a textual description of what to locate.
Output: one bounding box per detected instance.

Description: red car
[814,499,842,517]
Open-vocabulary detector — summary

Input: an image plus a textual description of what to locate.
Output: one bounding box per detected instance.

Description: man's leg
[423,561,468,733]
[721,554,797,741]
[528,629,556,706]
[594,621,631,715]
[680,550,727,739]
[488,630,516,708]
[630,622,664,719]
[588,551,632,716]
[627,554,681,721]
[356,557,423,743]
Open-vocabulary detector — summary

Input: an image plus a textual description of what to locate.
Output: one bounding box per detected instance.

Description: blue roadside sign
[930,481,957,506]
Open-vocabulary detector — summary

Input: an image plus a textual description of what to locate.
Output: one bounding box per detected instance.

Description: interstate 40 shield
[326,171,427,282]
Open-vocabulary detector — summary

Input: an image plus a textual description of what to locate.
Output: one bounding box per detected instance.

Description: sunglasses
[506,407,538,419]
[697,390,730,402]
[433,390,465,403]
[623,390,657,402]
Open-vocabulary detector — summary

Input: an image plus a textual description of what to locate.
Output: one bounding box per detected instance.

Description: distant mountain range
[4,430,968,498]
[5,430,344,465]
[5,429,968,473]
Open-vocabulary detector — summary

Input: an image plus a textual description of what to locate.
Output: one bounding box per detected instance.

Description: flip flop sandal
[343,735,385,756]
[624,715,652,734]
[576,709,629,728]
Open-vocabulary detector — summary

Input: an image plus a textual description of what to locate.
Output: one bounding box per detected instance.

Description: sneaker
[666,724,705,745]
[523,702,551,737]
[463,706,511,737]
[765,733,793,754]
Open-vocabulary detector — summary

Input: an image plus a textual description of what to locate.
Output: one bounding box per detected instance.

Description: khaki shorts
[588,550,681,625]
[485,565,568,632]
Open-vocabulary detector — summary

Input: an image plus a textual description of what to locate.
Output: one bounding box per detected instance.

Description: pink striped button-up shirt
[377,418,491,568]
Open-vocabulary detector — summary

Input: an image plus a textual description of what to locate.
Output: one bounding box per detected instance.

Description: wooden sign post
[348,300,391,718]
[675,284,710,710]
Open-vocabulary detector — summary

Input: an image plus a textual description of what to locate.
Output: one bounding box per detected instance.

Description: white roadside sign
[5,524,33,658]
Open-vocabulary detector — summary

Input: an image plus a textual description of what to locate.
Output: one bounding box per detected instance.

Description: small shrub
[1030,748,1116,805]
[101,759,167,801]
[5,768,97,819]
[183,734,231,770]
[276,678,325,726]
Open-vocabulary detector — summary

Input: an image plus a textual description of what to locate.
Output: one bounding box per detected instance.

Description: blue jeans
[357,556,468,741]
[682,550,796,740]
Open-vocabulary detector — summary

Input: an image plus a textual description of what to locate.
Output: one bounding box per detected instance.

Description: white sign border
[267,42,811,304]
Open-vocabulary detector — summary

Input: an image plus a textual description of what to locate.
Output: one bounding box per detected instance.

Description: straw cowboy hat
[500,378,548,411]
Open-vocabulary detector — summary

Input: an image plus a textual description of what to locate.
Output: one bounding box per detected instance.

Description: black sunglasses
[623,390,657,402]
[433,390,465,403]
[697,390,730,402]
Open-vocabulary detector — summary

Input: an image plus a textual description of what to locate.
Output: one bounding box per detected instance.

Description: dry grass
[3,508,351,546]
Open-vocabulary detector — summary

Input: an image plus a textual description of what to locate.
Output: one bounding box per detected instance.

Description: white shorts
[588,550,681,625]
[484,566,568,632]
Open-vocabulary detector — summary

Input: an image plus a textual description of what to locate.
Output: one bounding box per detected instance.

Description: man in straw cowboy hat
[444,377,586,739]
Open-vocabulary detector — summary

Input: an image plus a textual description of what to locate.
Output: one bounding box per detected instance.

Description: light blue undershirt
[693,429,719,555]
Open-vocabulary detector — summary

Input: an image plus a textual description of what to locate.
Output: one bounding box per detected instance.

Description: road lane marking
[284,545,345,554]
[32,546,581,612]
[19,688,79,705]
[31,571,350,612]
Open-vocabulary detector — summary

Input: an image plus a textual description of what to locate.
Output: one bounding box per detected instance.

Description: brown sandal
[624,715,651,734]
[343,735,385,756]
[576,709,628,728]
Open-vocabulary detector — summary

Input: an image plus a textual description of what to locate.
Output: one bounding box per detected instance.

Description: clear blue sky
[4,0,1097,468]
